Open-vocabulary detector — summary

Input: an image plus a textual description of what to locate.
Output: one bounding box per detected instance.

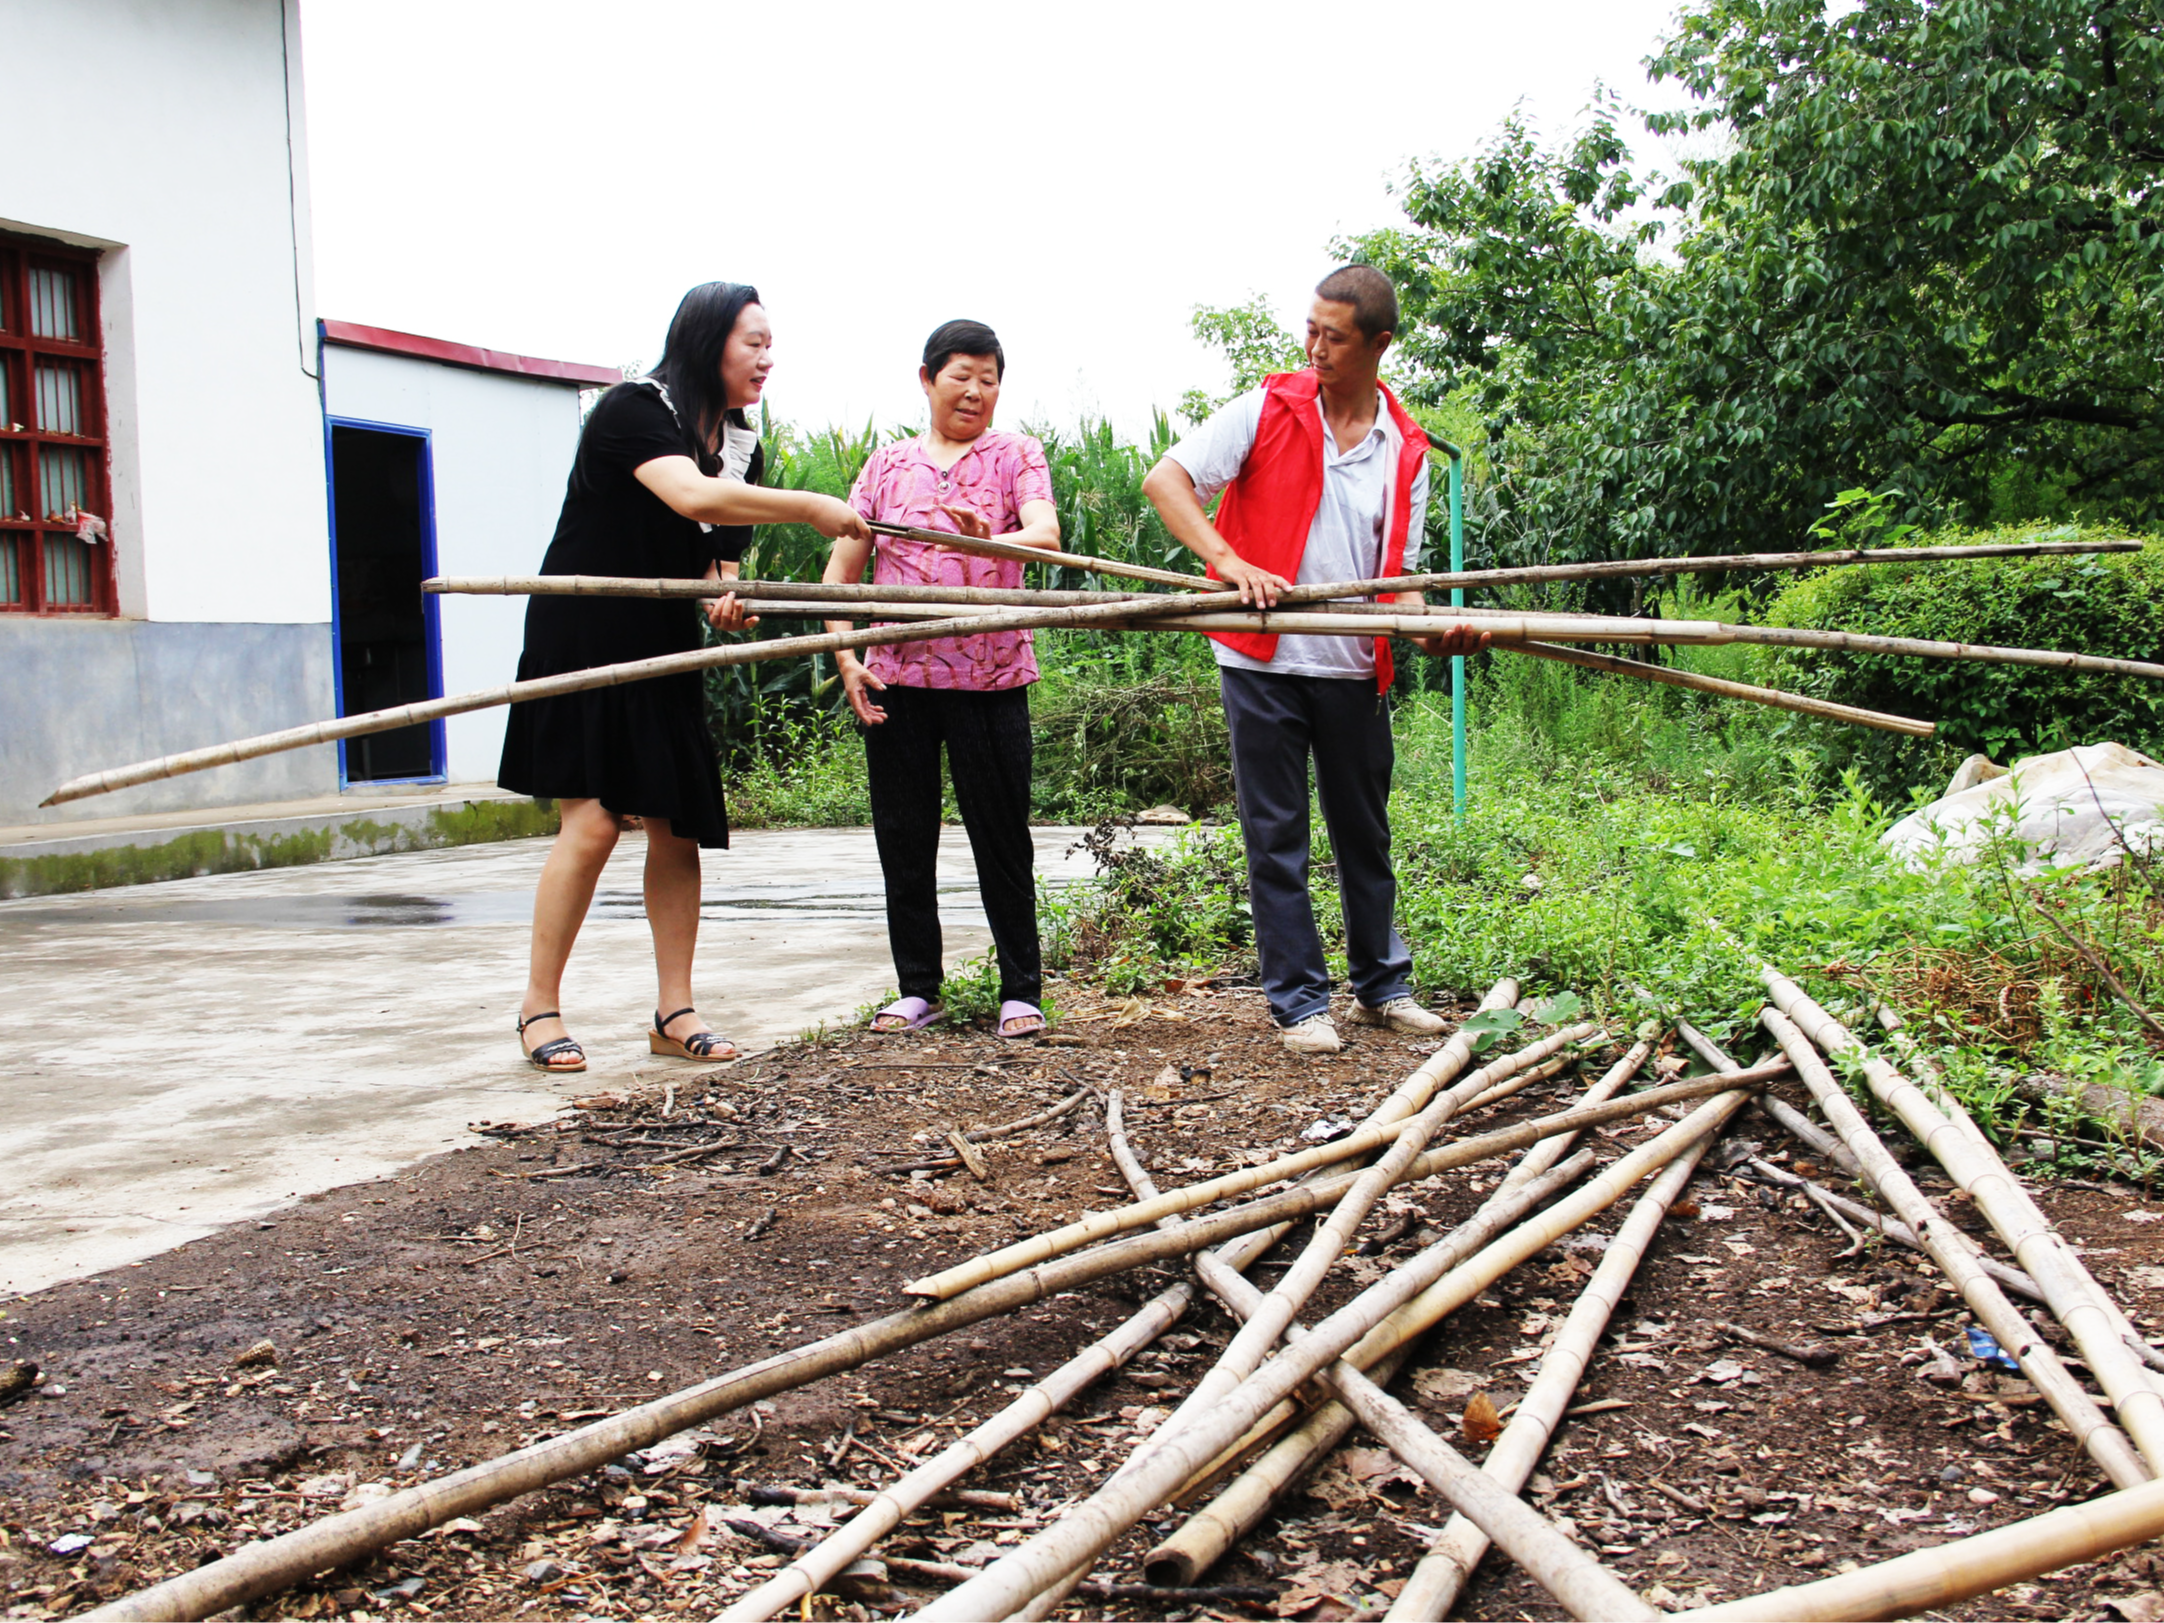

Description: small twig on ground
[1648,1479,1708,1514]
[744,1205,778,1241]
[757,1144,793,1176]
[1803,1181,1871,1258]
[1713,1319,1839,1368]
[737,1481,1018,1513]
[946,1130,995,1184]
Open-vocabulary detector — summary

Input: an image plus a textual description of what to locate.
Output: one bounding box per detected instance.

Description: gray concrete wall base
[0,618,341,825]
[0,794,559,898]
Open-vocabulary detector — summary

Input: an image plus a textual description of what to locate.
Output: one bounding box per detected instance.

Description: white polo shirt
[1165,387,1429,681]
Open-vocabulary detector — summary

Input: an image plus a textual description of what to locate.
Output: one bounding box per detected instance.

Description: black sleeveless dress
[496,382,759,849]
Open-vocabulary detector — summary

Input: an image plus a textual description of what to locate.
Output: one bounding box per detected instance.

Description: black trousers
[1220,666,1413,1026]
[864,684,1042,1006]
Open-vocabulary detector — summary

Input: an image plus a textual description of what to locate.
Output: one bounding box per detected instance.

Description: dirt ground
[8,980,2164,1622]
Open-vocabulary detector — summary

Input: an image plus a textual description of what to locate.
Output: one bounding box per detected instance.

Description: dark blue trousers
[1219,666,1413,1026]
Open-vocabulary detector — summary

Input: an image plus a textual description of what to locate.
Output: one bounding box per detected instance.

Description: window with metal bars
[0,232,113,614]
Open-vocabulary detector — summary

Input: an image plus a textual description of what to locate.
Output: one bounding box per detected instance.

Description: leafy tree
[1355,0,2164,567]
[1178,295,1307,424]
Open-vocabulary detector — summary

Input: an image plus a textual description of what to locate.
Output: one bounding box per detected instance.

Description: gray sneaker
[1351,996,1448,1036]
[1280,1013,1343,1054]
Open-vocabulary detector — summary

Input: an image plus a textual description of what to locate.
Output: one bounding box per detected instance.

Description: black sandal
[517,1010,586,1073]
[650,1006,739,1063]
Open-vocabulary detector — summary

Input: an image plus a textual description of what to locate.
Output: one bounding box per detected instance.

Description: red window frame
[0,231,116,615]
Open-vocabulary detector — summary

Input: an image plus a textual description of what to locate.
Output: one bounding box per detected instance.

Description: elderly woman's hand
[937,503,992,541]
[703,591,759,632]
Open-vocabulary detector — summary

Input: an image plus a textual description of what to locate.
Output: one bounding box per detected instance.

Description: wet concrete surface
[0,824,1122,1297]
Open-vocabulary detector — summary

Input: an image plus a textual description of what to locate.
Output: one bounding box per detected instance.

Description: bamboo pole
[1146,1024,1611,1438]
[1876,1005,2164,1373]
[1761,972,2164,1467]
[1388,1117,1717,1619]
[1756,1004,2150,1489]
[1448,604,2164,682]
[900,1056,1771,1306]
[718,1093,1278,1621]
[1507,639,1936,736]
[1150,1041,1656,1587]
[1744,1154,2044,1300]
[914,1091,1754,1622]
[715,1270,1200,1620]
[424,538,2138,609]
[1335,1085,1756,1425]
[1669,1017,1864,1176]
[1162,1042,1658,1518]
[1155,982,1529,1508]
[50,574,2157,805]
[74,1096,1643,1623]
[1001,1168,1652,1623]
[1128,1020,1604,1496]
[1677,1474,2164,1621]
[863,518,1205,588]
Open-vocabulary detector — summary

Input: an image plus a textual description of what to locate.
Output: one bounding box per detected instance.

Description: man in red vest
[1143,266,1487,1054]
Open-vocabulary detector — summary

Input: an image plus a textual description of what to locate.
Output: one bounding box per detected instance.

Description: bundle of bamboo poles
[85,965,2164,1623]
[40,534,2152,805]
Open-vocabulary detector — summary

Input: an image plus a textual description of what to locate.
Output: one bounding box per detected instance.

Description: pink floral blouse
[847,431,1055,690]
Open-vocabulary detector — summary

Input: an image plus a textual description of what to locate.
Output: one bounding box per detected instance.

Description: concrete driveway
[0,824,1119,1298]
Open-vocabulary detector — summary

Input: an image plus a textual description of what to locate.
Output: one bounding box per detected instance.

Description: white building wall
[321,345,583,782]
[0,0,328,624]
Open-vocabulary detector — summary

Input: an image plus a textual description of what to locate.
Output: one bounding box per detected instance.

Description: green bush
[1760,526,2164,800]
[724,708,871,828]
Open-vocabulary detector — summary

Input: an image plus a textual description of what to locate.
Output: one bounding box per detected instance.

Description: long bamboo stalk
[1150,1042,1654,1587]
[1876,1005,2164,1373]
[425,538,2138,609]
[1147,1025,1612,1441]
[1450,604,2164,681]
[1301,1355,1655,1622]
[719,1095,1279,1622]
[1334,1085,1755,1428]
[76,1197,1272,1623]
[1156,983,1529,1509]
[1387,1115,1716,1619]
[914,1092,1752,1622]
[1508,639,1936,736]
[715,1273,1199,1620]
[1761,972,2164,1466]
[1744,1156,2046,1301]
[1677,1473,2164,1621]
[49,576,2157,804]
[79,1094,1654,1623]
[902,1051,1771,1306]
[1756,1004,2150,1489]
[1132,1022,1601,1494]
[863,518,1205,588]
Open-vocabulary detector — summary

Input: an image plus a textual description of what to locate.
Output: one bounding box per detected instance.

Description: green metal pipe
[1430,440,1468,821]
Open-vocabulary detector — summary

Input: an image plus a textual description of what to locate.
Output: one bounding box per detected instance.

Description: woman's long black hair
[646,281,762,474]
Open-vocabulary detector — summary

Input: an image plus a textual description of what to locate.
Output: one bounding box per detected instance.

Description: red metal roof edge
[320,319,621,387]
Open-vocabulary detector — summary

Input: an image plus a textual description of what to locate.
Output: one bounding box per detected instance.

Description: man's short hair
[1314,266,1398,341]
[923,318,1005,380]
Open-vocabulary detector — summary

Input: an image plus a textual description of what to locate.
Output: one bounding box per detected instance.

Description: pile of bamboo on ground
[86,971,2164,1622]
[43,533,2158,804]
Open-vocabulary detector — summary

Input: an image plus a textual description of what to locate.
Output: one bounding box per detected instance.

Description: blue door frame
[323,415,447,785]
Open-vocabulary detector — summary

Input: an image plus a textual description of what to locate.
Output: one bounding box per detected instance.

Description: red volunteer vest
[1207,369,1429,692]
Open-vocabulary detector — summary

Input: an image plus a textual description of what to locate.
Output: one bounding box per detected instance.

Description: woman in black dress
[499,282,868,1072]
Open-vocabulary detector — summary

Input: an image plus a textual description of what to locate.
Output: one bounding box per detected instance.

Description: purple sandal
[997,1000,1046,1040]
[871,996,942,1034]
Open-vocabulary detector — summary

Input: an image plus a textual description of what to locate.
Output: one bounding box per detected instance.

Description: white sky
[299,0,1695,439]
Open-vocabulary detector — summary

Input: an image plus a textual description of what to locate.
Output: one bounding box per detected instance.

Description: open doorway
[328,420,443,782]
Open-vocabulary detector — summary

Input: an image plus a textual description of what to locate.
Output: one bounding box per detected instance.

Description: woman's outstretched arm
[634,454,869,539]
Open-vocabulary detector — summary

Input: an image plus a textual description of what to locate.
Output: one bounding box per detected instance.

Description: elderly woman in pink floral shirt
[824,320,1061,1038]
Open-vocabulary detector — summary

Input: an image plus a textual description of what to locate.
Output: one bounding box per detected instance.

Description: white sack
[1882,742,2164,872]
